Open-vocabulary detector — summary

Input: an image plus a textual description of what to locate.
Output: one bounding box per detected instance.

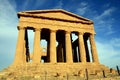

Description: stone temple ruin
[2,9,116,78]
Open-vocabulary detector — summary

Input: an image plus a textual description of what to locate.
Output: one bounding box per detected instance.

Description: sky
[0,0,120,70]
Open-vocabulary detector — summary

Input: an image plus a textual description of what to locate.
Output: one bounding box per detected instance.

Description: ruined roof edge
[17,9,94,24]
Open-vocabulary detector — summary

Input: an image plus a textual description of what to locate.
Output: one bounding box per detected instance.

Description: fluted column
[78,32,86,63]
[65,31,73,63]
[23,40,26,63]
[14,27,25,65]
[50,30,57,63]
[33,28,41,64]
[89,33,99,63]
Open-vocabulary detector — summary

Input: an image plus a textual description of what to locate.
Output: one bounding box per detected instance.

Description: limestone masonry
[1,9,117,79]
[14,9,98,65]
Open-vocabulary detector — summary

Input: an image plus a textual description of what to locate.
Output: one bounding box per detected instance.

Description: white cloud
[76,2,89,15]
[76,7,88,15]
[110,38,120,47]
[80,2,88,7]
[20,0,30,11]
[95,7,115,20]
[54,0,63,9]
[20,0,49,10]
[0,0,18,38]
[75,2,116,35]
[93,7,116,35]
[0,0,18,37]
[0,0,18,70]
[96,38,120,68]
[106,25,114,35]
[33,0,48,9]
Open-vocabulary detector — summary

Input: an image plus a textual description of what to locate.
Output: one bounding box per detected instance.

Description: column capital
[17,26,25,30]
[65,31,71,34]
[90,33,95,36]
[78,32,84,35]
[50,30,56,33]
[90,33,95,39]
[34,28,41,32]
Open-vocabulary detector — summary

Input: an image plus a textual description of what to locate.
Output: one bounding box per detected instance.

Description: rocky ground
[0,72,120,80]
[0,67,119,80]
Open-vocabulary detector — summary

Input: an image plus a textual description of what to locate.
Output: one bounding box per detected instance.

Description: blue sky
[0,0,120,70]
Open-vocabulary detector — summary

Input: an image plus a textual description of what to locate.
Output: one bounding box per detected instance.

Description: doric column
[50,30,57,63]
[14,27,25,65]
[23,40,26,63]
[33,28,41,64]
[65,31,73,63]
[78,32,86,63]
[89,33,99,63]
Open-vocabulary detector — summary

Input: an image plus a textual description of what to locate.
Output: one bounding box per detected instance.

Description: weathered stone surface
[0,9,117,79]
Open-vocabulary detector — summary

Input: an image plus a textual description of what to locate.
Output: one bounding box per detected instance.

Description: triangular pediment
[18,9,93,24]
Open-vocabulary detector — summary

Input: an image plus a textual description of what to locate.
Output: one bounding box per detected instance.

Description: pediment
[18,9,93,24]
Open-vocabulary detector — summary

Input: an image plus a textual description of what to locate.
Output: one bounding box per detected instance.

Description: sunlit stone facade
[12,9,109,76]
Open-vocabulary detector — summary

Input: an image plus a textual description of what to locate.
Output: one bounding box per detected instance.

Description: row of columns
[78,32,86,63]
[14,26,99,65]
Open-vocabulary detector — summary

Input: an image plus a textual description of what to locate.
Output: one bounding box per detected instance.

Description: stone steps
[2,63,115,77]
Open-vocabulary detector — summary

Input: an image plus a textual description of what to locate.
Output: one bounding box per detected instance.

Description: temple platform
[3,63,111,76]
